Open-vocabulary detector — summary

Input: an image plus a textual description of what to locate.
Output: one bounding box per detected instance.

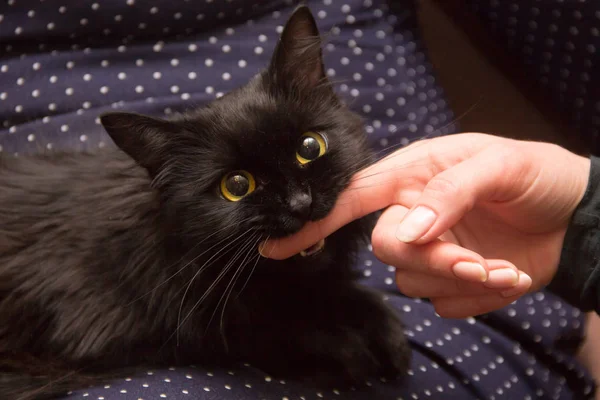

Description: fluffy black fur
[0,7,410,399]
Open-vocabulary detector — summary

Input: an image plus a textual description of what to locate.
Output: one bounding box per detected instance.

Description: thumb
[396,142,529,244]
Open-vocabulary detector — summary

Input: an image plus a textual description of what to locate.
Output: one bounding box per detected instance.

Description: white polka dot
[254,46,264,54]
[153,42,164,52]
[222,72,231,81]
[188,72,197,79]
[27,134,35,142]
[153,72,162,79]
[205,58,214,67]
[136,59,144,67]
[170,85,180,94]
[188,44,198,52]
[47,22,55,30]
[135,85,144,93]
[222,45,231,53]
[48,103,56,111]
[118,72,127,80]
[31,89,40,98]
[171,59,180,67]
[100,86,109,94]
[65,87,74,96]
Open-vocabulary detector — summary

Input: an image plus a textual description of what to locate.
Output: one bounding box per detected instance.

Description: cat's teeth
[300,238,325,257]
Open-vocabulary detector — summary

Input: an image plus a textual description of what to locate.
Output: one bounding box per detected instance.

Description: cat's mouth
[299,238,325,257]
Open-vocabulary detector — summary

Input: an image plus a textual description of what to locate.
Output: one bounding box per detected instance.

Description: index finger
[259,143,431,260]
[259,133,498,260]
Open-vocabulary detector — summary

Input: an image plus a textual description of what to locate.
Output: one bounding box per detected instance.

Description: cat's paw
[294,291,411,387]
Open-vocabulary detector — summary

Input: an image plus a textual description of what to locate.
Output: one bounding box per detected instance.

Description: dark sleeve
[547,156,600,314]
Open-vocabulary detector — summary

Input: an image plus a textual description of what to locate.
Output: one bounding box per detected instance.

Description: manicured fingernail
[396,206,437,243]
[484,269,519,289]
[258,242,268,257]
[501,273,532,298]
[452,262,488,283]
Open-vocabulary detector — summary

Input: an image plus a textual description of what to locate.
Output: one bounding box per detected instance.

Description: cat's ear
[100,112,181,176]
[269,6,326,90]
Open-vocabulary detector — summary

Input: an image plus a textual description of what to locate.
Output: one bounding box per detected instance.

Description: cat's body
[0,7,410,399]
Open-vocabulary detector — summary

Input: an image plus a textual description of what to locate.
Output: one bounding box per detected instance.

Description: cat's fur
[0,7,410,399]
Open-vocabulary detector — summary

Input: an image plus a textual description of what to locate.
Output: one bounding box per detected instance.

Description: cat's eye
[296,132,327,165]
[220,170,256,202]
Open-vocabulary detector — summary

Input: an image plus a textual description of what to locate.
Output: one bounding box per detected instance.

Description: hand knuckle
[424,176,461,201]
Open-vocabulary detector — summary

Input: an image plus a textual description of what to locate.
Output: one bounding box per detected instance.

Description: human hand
[259,133,591,318]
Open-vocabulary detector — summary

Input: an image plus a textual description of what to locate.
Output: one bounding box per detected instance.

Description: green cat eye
[220,170,256,202]
[296,132,327,165]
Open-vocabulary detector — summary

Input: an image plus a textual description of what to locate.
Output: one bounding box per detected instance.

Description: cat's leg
[225,280,411,387]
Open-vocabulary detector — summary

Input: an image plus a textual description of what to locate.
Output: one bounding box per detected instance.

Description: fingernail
[258,241,268,258]
[396,206,437,243]
[484,269,519,289]
[452,262,488,283]
[501,273,533,298]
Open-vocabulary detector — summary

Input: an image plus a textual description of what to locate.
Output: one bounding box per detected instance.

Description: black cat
[0,7,410,399]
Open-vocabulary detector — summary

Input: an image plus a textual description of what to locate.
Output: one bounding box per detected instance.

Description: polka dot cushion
[0,1,596,399]
[467,0,600,152]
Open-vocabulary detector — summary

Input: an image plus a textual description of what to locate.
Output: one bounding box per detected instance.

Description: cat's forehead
[201,86,323,147]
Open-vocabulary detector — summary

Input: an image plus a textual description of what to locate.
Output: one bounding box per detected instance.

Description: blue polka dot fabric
[0,1,597,399]
[467,0,600,152]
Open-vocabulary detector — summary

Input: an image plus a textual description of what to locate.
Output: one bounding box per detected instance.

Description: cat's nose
[288,192,312,218]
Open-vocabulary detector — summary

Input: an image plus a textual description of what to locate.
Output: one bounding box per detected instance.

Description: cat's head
[100,7,372,246]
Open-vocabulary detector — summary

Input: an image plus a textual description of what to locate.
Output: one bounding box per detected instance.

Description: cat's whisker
[235,235,267,299]
[219,237,263,338]
[207,233,264,350]
[125,216,257,307]
[171,232,260,347]
[175,227,256,345]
